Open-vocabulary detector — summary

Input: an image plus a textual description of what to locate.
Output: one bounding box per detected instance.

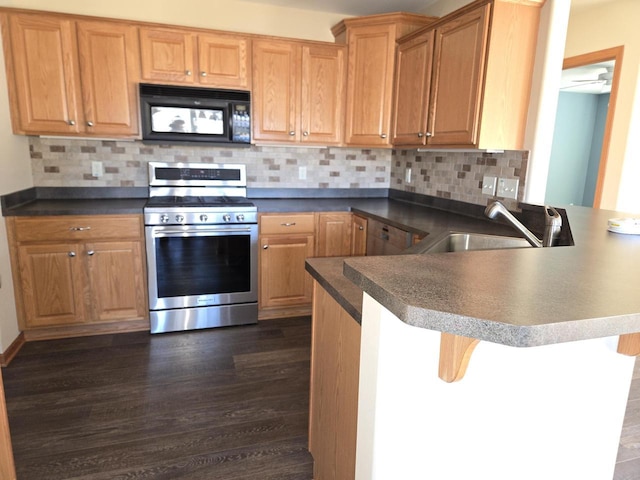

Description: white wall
[564,0,640,212]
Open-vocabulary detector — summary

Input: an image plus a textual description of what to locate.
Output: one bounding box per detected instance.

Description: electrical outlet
[497,178,519,200]
[91,161,103,178]
[298,166,306,180]
[482,175,497,196]
[405,168,412,183]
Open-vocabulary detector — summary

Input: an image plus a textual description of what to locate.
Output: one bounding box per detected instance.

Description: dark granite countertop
[339,205,640,347]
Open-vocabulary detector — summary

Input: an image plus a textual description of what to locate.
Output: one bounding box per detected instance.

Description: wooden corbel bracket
[439,332,480,382]
[617,333,640,356]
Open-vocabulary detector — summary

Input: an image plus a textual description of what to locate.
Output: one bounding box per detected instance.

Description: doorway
[545,46,623,208]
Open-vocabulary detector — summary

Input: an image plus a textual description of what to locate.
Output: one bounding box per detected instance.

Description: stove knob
[223,214,232,223]
[236,214,245,222]
[176,214,185,223]
[160,214,170,223]
[200,214,208,222]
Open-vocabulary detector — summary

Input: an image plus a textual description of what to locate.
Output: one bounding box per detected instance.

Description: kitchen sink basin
[416,232,533,254]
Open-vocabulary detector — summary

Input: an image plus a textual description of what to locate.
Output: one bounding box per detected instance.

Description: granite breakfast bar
[306,204,640,480]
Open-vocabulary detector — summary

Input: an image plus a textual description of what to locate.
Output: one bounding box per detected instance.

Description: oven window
[155,235,250,297]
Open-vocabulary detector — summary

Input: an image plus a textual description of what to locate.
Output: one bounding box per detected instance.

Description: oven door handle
[154,227,254,237]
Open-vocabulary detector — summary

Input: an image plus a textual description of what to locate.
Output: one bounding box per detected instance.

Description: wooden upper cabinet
[392,29,435,146]
[333,13,435,148]
[300,44,345,145]
[2,12,139,137]
[252,39,299,143]
[252,39,344,145]
[5,13,83,134]
[392,0,543,150]
[139,27,251,89]
[427,4,489,147]
[76,20,139,136]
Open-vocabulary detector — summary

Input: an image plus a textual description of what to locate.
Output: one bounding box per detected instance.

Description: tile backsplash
[29,138,527,208]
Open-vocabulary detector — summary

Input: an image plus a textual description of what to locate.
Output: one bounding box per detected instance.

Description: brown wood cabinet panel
[139,27,196,84]
[252,39,299,143]
[427,4,490,147]
[259,233,314,309]
[343,23,396,146]
[351,214,367,256]
[5,12,82,134]
[86,241,147,322]
[315,212,352,257]
[309,281,360,480]
[392,29,434,146]
[76,20,139,135]
[0,370,16,480]
[12,215,143,242]
[259,212,315,235]
[17,243,86,327]
[198,33,251,89]
[300,44,345,145]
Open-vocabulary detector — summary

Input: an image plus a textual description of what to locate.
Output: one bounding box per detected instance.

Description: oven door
[146,223,258,311]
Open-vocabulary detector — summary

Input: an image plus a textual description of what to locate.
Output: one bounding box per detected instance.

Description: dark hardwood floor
[2,317,314,480]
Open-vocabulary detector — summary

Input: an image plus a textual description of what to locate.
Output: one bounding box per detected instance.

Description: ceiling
[245,0,616,16]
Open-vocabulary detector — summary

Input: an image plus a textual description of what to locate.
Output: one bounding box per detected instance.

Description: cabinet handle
[380,133,387,139]
[68,119,76,126]
[425,132,433,137]
[68,251,76,257]
[200,71,207,77]
[87,250,95,256]
[417,132,424,138]
[303,131,309,136]
[69,226,91,231]
[186,70,192,76]
[263,245,269,249]
[289,131,296,136]
[87,121,94,127]
[280,222,296,227]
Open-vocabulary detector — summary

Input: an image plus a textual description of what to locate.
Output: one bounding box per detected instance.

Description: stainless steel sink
[416,232,533,254]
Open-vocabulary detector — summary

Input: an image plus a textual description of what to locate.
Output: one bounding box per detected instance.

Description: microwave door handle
[155,228,253,237]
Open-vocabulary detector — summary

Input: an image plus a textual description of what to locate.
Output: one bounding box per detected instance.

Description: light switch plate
[91,161,103,178]
[482,175,497,196]
[298,166,306,180]
[497,178,519,200]
[405,168,412,184]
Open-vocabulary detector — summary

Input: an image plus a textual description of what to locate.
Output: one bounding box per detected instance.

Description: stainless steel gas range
[144,162,258,334]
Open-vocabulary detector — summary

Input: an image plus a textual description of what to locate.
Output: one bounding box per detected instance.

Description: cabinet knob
[417,132,424,138]
[87,121,94,127]
[68,251,76,257]
[186,70,192,76]
[425,132,433,137]
[262,245,269,249]
[359,226,364,230]
[303,131,309,136]
[200,71,207,77]
[289,131,296,136]
[68,120,76,126]
[380,133,387,139]
[87,250,95,256]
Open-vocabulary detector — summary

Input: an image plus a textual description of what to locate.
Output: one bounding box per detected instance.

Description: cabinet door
[300,44,345,145]
[76,20,140,136]
[86,241,147,322]
[392,30,434,146]
[427,4,490,147]
[198,33,251,89]
[17,243,86,327]
[316,212,352,257]
[252,40,299,143]
[351,215,367,256]
[6,13,82,134]
[139,27,196,84]
[259,234,314,308]
[344,24,396,146]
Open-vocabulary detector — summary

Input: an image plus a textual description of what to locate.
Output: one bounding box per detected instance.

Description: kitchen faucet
[484,201,562,247]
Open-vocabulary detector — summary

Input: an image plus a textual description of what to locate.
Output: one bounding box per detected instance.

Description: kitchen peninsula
[307,204,640,480]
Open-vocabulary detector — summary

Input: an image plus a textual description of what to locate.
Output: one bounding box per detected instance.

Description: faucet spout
[484,202,562,247]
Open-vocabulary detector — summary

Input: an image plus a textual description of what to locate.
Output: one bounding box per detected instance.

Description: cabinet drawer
[12,215,143,242]
[260,213,315,235]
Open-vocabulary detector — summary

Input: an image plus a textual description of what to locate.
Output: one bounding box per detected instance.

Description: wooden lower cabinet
[309,280,361,480]
[351,215,367,256]
[7,214,148,338]
[315,212,352,257]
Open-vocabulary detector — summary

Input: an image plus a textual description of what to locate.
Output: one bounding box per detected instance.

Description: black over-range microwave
[139,84,251,145]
